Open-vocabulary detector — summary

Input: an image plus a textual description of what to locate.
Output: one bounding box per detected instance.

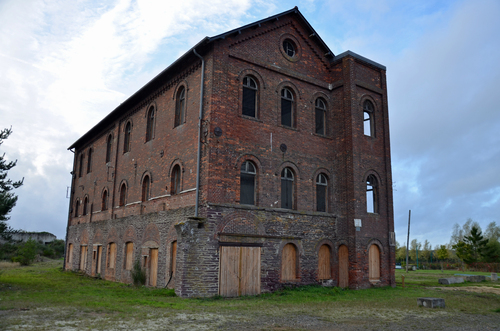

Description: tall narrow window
[171,165,181,195]
[318,244,331,280]
[242,76,257,117]
[316,174,327,212]
[281,88,294,127]
[124,242,134,271]
[119,183,127,207]
[175,86,185,127]
[315,98,326,135]
[281,167,294,209]
[240,161,256,205]
[101,190,108,211]
[142,175,150,202]
[78,154,84,177]
[366,174,378,213]
[87,148,92,173]
[106,134,112,163]
[124,122,131,153]
[66,244,73,270]
[281,243,297,281]
[363,100,374,137]
[74,199,80,217]
[107,243,117,269]
[146,106,155,142]
[83,196,88,215]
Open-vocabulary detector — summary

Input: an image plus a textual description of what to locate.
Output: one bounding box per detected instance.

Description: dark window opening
[74,199,79,217]
[240,161,256,205]
[78,154,84,177]
[281,167,294,209]
[106,134,112,163]
[171,165,181,195]
[316,173,327,212]
[142,175,150,202]
[124,122,131,153]
[102,190,108,211]
[87,148,92,174]
[83,197,88,215]
[175,87,185,127]
[242,76,257,117]
[146,106,155,142]
[283,40,296,57]
[119,184,127,207]
[315,98,326,135]
[281,88,294,127]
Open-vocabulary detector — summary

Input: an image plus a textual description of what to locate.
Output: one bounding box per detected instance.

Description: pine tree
[0,128,24,239]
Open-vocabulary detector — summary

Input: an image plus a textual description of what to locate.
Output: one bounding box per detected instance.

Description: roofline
[333,50,386,70]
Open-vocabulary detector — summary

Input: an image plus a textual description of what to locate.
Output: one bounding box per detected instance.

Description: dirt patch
[430,286,500,295]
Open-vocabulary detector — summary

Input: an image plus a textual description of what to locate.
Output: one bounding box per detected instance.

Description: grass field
[1,260,499,330]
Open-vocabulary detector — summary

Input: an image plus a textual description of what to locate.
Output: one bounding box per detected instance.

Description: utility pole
[405,210,411,273]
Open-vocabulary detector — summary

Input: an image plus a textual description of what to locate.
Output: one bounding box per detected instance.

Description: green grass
[1,260,499,330]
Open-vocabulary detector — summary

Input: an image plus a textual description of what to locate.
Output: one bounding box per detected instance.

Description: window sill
[278,124,299,131]
[240,114,262,122]
[312,132,332,140]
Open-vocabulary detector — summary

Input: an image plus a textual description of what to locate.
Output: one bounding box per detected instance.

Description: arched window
[281,88,294,127]
[316,173,328,212]
[74,199,80,217]
[142,175,150,202]
[281,243,297,281]
[106,134,112,163]
[171,165,181,195]
[315,98,326,135]
[101,190,108,211]
[87,148,92,174]
[281,167,294,209]
[124,122,131,153]
[240,161,256,205]
[369,244,380,282]
[318,244,331,280]
[242,76,257,117]
[124,242,134,271]
[366,174,378,213]
[363,100,374,137]
[83,196,88,215]
[119,183,127,207]
[146,106,155,142]
[175,86,186,127]
[78,154,84,177]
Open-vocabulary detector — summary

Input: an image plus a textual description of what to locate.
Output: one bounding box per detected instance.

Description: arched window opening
[281,167,294,209]
[315,98,326,135]
[78,154,84,177]
[316,173,328,212]
[242,76,257,117]
[281,88,294,127]
[106,134,112,163]
[171,165,181,195]
[74,199,80,217]
[366,174,378,213]
[240,161,256,205]
[175,86,186,127]
[281,243,297,281]
[83,196,88,215]
[87,148,93,173]
[363,100,374,137]
[119,183,127,207]
[124,122,131,153]
[101,190,108,211]
[146,106,155,142]
[318,244,331,280]
[369,244,381,282]
[124,242,134,271]
[142,175,150,202]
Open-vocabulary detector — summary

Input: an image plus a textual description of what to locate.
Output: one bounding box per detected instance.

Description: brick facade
[65,7,395,297]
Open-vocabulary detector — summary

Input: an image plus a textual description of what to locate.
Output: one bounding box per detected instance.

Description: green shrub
[131,260,146,287]
[14,238,38,265]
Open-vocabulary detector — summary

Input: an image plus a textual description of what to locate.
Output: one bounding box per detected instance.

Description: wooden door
[338,245,349,288]
[369,245,380,282]
[281,243,296,281]
[170,241,177,287]
[219,246,261,297]
[150,248,158,287]
[318,244,331,280]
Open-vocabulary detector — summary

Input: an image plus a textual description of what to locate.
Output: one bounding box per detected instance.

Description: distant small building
[0,232,57,245]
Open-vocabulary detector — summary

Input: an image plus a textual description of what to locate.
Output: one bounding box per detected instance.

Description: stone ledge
[466,275,485,282]
[438,277,464,285]
[417,297,445,308]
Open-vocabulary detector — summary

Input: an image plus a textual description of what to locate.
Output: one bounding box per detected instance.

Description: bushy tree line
[0,238,65,264]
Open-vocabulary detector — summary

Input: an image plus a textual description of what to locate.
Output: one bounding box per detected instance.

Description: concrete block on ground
[466,275,485,282]
[491,273,498,281]
[438,277,464,285]
[417,297,445,308]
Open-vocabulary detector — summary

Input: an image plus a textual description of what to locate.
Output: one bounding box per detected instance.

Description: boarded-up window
[369,244,380,282]
[171,241,177,277]
[175,86,185,127]
[281,243,297,281]
[146,106,155,142]
[149,248,158,287]
[66,244,73,269]
[79,245,88,271]
[281,88,294,127]
[171,165,181,195]
[142,175,150,202]
[240,161,256,205]
[363,100,374,137]
[107,243,117,269]
[105,134,112,163]
[94,245,102,275]
[316,174,327,212]
[315,98,326,135]
[281,168,294,209]
[338,245,349,288]
[318,244,331,280]
[242,76,257,117]
[219,246,261,297]
[119,183,127,207]
[124,242,134,270]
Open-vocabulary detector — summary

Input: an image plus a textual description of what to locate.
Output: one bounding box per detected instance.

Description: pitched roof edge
[333,50,386,70]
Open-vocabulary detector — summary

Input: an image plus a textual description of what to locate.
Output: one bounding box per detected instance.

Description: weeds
[131,260,146,287]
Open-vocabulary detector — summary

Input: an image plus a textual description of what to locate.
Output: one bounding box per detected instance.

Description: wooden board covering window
[96,246,102,274]
[338,245,349,288]
[369,245,380,282]
[108,243,116,269]
[318,244,331,280]
[80,246,87,271]
[66,244,73,269]
[150,248,158,287]
[281,243,297,281]
[125,242,133,270]
[219,246,261,297]
[171,241,177,276]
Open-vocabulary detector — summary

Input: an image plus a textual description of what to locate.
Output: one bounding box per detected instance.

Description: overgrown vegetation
[131,259,146,286]
[0,238,65,262]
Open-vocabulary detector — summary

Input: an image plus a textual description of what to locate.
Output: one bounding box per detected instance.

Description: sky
[1,0,499,247]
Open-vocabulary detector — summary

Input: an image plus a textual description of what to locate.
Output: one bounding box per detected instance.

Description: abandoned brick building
[64,7,396,297]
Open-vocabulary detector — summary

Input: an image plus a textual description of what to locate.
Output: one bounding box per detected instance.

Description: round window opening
[283,39,296,57]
